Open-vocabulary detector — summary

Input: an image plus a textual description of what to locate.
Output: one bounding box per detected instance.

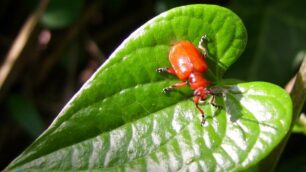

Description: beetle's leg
[207,89,223,109]
[163,81,187,93]
[198,34,208,57]
[209,94,223,109]
[194,95,206,126]
[156,67,176,75]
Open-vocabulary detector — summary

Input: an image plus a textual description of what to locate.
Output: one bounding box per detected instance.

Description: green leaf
[5,81,292,171]
[292,113,306,135]
[5,4,292,171]
[7,95,45,138]
[40,0,85,29]
[227,0,306,85]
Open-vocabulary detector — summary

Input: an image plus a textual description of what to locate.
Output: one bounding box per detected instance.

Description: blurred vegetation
[0,0,304,170]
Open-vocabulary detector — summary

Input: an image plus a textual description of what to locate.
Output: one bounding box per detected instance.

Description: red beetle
[157,35,221,125]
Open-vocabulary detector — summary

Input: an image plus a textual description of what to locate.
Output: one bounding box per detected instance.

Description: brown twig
[262,56,306,171]
[0,0,49,90]
[290,56,306,122]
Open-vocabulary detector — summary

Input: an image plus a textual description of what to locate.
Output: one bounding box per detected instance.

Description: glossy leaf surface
[5,5,292,171]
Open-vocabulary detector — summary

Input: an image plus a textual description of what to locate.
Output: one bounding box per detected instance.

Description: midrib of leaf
[14,96,227,170]
[20,87,241,170]
[9,82,292,171]
[13,100,195,170]
[9,80,194,167]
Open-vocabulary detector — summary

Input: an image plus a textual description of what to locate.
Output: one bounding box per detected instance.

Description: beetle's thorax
[188,72,210,90]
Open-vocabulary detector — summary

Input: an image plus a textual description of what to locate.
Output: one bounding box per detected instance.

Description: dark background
[0,0,305,170]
